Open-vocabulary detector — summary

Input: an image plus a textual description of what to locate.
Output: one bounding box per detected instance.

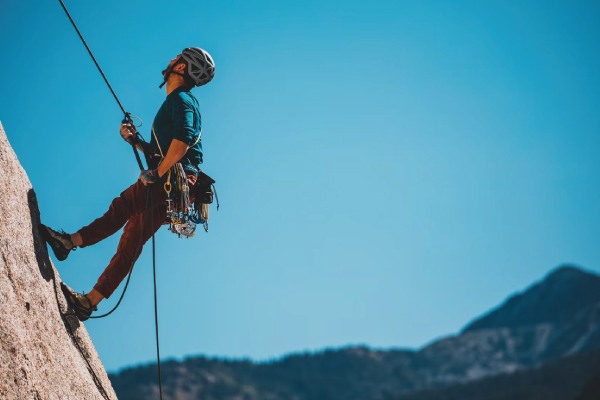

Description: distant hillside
[390,344,600,400]
[419,265,600,383]
[464,266,600,334]
[109,265,600,400]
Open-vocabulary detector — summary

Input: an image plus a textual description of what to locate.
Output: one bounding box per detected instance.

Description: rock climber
[39,47,215,321]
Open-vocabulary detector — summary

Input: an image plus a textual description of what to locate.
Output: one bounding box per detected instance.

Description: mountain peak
[547,264,592,279]
[463,265,600,332]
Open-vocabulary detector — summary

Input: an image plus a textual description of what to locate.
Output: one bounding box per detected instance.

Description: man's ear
[174,61,186,74]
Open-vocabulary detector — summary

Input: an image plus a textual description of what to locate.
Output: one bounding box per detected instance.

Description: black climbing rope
[87,190,151,319]
[151,190,164,400]
[63,316,112,400]
[57,0,145,171]
[57,0,124,114]
[56,1,163,398]
[62,188,155,398]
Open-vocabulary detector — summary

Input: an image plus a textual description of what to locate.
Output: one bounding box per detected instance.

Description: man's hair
[179,60,196,89]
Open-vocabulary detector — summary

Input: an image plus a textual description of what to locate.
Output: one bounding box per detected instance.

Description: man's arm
[157,139,189,177]
[133,142,144,153]
[139,92,198,185]
[139,139,188,186]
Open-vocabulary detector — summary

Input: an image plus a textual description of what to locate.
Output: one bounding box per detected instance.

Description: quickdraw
[165,164,196,238]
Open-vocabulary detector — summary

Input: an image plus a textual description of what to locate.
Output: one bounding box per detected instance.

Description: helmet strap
[159,59,185,89]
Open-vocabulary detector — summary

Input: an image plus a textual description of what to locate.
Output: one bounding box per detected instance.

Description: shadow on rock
[27,188,81,332]
[27,189,54,282]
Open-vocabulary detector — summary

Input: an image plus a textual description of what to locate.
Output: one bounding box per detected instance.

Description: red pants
[77,174,197,298]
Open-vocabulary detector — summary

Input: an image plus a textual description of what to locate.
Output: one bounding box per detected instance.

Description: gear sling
[148,124,218,238]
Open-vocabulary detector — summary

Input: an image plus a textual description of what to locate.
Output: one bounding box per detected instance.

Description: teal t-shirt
[150,86,203,173]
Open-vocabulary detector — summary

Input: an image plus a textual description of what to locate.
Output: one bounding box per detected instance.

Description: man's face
[162,54,183,77]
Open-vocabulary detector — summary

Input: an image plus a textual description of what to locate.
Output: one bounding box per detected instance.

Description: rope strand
[87,190,150,319]
[151,191,164,399]
[57,0,127,115]
[57,0,145,171]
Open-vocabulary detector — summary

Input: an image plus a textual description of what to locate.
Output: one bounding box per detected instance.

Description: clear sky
[1,0,599,372]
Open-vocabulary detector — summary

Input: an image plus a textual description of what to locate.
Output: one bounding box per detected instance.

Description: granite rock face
[0,120,117,400]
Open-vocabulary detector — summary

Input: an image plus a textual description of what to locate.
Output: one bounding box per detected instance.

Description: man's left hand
[139,169,160,186]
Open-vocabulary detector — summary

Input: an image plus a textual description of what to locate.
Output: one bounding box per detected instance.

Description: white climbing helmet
[180,47,216,87]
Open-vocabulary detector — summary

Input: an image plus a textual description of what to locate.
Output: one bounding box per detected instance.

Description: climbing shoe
[60,282,97,321]
[39,224,75,261]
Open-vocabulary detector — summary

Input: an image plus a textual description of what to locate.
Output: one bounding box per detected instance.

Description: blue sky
[1,0,599,372]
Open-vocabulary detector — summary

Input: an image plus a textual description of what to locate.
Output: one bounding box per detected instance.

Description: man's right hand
[120,123,138,145]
